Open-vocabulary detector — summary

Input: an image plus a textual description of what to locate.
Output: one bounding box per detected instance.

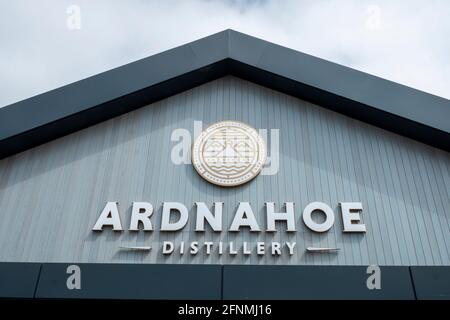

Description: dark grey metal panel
[0,262,41,298]
[410,266,450,300]
[223,265,415,300]
[35,263,222,300]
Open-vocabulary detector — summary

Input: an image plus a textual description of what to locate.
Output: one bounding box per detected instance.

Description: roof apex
[0,29,449,159]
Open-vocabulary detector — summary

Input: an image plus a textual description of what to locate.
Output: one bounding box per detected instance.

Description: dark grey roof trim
[1,29,449,159]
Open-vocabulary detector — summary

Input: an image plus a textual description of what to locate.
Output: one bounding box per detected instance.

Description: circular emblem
[192,121,266,187]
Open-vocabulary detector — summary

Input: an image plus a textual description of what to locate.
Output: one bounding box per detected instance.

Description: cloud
[0,0,449,107]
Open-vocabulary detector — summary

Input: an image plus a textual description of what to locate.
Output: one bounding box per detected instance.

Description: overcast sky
[0,0,449,107]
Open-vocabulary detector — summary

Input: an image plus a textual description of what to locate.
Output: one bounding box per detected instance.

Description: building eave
[1,29,449,159]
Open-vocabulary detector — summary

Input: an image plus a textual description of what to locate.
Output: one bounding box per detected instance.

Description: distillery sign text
[92,201,367,257]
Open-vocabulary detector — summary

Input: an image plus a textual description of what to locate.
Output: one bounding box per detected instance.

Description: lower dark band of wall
[0,263,449,300]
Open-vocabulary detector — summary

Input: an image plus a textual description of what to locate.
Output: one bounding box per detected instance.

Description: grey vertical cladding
[0,76,449,265]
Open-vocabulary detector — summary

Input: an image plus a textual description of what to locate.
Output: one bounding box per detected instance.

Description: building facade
[0,30,449,300]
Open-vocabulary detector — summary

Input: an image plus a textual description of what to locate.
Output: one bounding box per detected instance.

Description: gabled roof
[0,29,449,159]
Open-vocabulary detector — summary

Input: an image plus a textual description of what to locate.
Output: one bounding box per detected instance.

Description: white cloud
[0,0,449,107]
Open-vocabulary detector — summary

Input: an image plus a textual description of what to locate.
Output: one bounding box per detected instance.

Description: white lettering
[93,202,122,231]
[229,202,261,232]
[271,242,281,255]
[341,202,366,232]
[286,242,296,255]
[266,202,296,232]
[190,241,199,254]
[243,242,251,255]
[163,241,174,254]
[129,202,153,231]
[302,202,335,232]
[195,202,222,231]
[257,242,265,255]
[204,242,213,255]
[161,202,188,231]
[229,242,238,255]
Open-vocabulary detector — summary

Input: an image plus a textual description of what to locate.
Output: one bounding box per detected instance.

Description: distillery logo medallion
[192,121,266,187]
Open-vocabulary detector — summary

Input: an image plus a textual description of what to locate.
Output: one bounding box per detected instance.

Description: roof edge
[0,29,449,159]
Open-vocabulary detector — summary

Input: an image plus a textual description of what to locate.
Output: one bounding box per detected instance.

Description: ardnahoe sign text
[92,201,366,257]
